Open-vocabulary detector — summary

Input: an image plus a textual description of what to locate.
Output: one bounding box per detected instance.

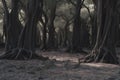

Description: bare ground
[0,49,120,80]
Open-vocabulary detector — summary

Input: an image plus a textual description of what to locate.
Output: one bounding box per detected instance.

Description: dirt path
[0,50,120,80]
[0,60,120,80]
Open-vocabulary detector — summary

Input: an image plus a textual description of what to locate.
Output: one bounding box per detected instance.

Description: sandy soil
[0,50,120,80]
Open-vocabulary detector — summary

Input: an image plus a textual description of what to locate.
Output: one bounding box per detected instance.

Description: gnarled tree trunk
[0,0,48,60]
[2,0,22,51]
[83,0,119,64]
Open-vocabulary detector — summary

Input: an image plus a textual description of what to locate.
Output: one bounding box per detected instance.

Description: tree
[2,0,22,51]
[47,0,57,50]
[83,0,119,64]
[71,0,84,52]
[41,11,48,50]
[0,0,48,60]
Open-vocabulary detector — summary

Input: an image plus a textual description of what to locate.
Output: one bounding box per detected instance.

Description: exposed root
[81,48,119,64]
[0,48,49,60]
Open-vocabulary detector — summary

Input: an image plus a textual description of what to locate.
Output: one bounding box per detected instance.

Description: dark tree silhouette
[71,0,86,53]
[47,0,57,50]
[83,0,119,64]
[0,0,48,60]
[2,0,22,51]
[41,11,48,50]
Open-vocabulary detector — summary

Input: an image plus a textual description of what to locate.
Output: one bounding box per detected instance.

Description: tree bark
[2,0,22,51]
[83,0,119,64]
[0,0,48,60]
[41,11,48,50]
[71,0,85,53]
[47,0,57,50]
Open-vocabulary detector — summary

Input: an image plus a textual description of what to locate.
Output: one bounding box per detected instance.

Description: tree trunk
[91,9,97,48]
[71,0,85,53]
[63,21,69,47]
[2,0,22,51]
[0,0,48,60]
[83,0,119,64]
[80,19,90,48]
[47,1,57,50]
[41,11,48,50]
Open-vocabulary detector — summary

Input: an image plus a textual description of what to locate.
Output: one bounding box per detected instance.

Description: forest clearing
[0,0,120,80]
[0,49,120,80]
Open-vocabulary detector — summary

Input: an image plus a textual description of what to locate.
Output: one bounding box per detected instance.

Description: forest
[0,0,120,80]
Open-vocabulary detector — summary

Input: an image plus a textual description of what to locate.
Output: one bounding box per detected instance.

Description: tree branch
[82,4,93,21]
